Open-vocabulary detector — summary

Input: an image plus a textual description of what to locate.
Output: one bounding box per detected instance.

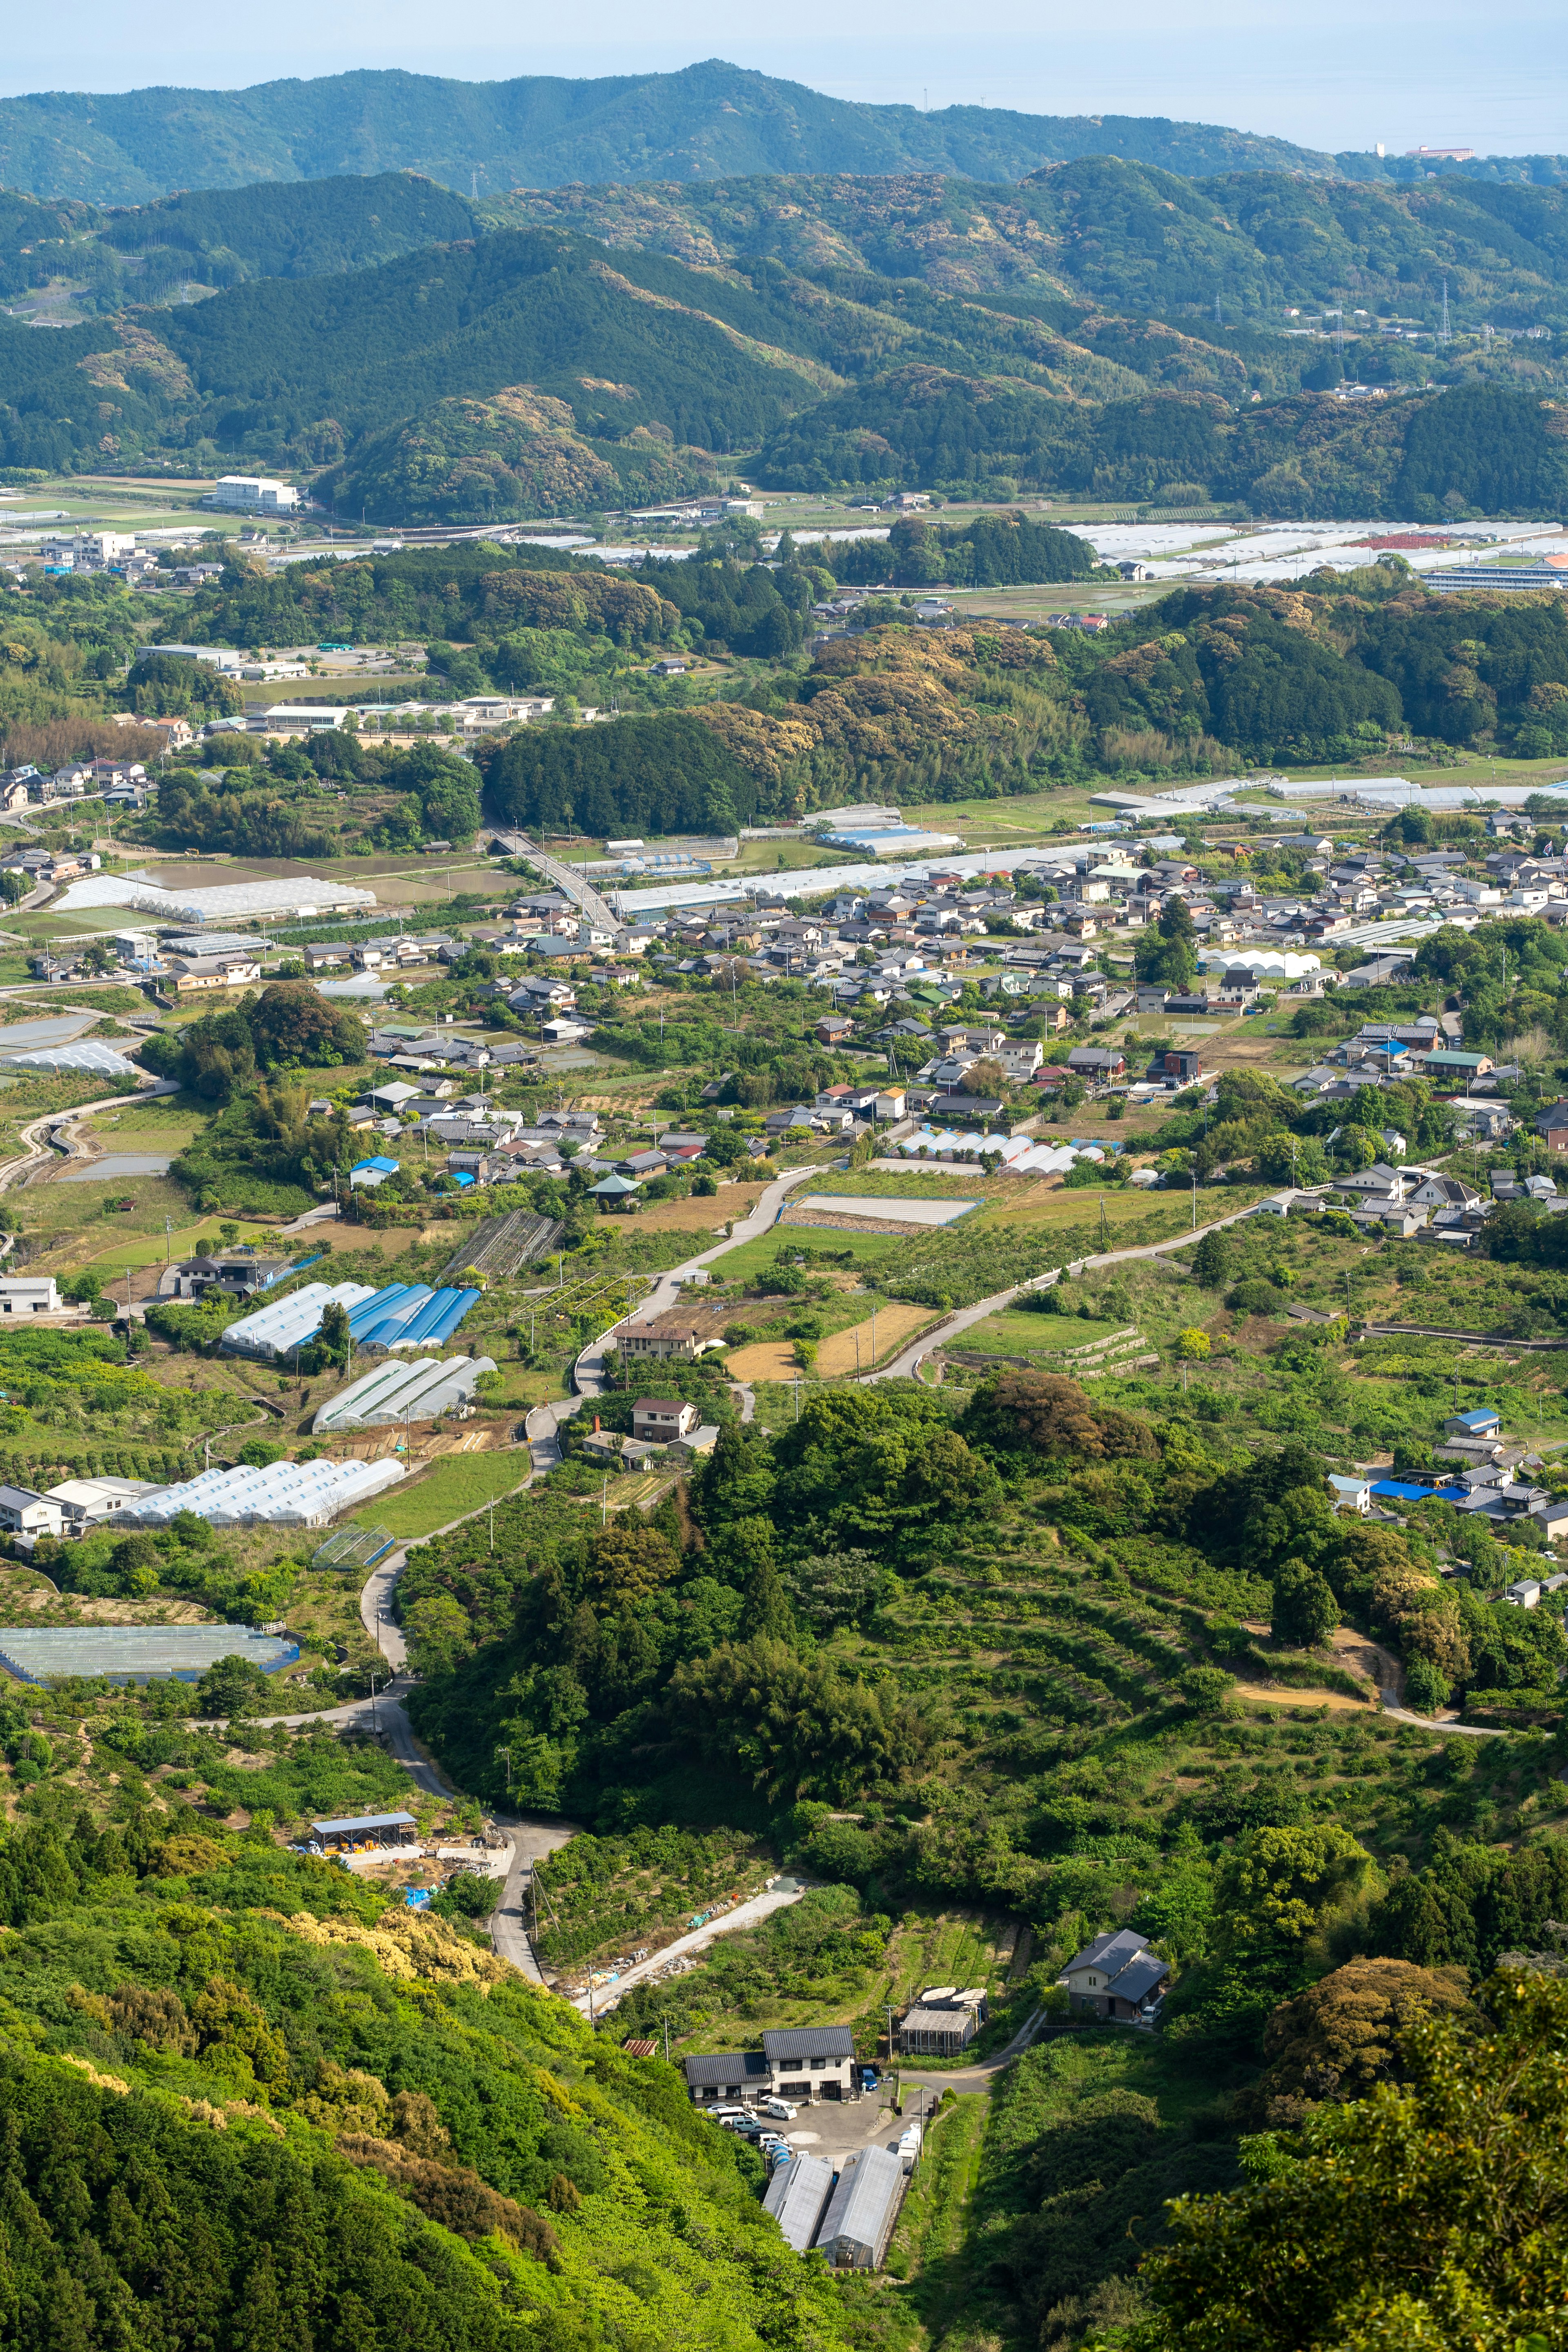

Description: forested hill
[491,162,1568,342]
[0,65,1345,205]
[0,171,479,313]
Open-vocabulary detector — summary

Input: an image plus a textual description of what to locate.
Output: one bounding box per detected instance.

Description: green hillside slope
[492,161,1568,340]
[0,64,1342,206]
[0,224,831,485]
[0,171,480,318]
[0,1795,844,2352]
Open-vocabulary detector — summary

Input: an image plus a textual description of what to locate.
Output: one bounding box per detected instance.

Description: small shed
[816,2145,905,2270]
[310,1811,418,1851]
[1446,1408,1502,1439]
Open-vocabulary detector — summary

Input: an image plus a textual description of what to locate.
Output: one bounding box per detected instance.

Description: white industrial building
[204,476,301,513]
[0,1278,59,1316]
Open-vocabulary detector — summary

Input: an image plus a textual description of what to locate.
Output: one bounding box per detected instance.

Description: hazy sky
[4,0,1562,158]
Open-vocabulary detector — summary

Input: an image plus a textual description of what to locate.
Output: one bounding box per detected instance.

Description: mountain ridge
[0,59,1554,207]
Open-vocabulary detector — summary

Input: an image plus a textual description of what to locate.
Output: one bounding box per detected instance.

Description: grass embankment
[351,1449,533,1540]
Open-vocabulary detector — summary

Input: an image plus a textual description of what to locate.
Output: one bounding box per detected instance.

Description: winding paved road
[869,1194,1284,1381]
[567,1883,806,2018]
[0,1080,180,1192]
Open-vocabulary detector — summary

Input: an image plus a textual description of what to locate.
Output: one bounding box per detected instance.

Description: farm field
[726,1301,935,1381]
[348,1448,533,1539]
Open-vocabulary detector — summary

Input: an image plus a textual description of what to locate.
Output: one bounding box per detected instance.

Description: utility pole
[495,1745,511,1794]
[489,1494,496,1552]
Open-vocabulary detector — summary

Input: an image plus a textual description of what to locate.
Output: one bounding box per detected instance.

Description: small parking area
[777,2085,928,2163]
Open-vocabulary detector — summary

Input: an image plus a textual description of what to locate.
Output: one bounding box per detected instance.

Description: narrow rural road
[0,1080,179,1192]
[552,1163,833,1428]
[567,1882,806,2018]
[869,1193,1278,1381]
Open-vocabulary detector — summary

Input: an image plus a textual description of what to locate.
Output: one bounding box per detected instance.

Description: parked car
[761,2098,798,2120]
[756,2132,789,2154]
[860,2068,880,2091]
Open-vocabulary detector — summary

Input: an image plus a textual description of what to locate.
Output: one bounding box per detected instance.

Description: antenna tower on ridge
[1439,277,1451,341]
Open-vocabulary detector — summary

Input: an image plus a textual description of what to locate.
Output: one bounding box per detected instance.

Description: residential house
[171,955,261,992]
[1066,1046,1126,1082]
[1147,1047,1205,1088]
[349,1156,400,1190]
[1337,1163,1411,1202]
[1537,1101,1568,1154]
[590,1173,641,1212]
[154,1257,284,1303]
[1328,1474,1373,1514]
[1446,1407,1503,1439]
[617,1312,726,1363]
[631,1399,699,1445]
[684,2026,857,2107]
[1407,1174,1482,1212]
[0,1488,64,1541]
[666,1424,721,1465]
[1059,1929,1172,2022]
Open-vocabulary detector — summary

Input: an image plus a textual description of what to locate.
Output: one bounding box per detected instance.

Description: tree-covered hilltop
[4,148,1568,512]
[757,375,1568,515]
[0,224,831,481]
[0,1788,843,2352]
[495,160,1568,353]
[0,170,480,317]
[0,66,1350,207]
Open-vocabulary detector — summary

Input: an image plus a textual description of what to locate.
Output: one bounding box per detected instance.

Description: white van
[761,2097,798,2121]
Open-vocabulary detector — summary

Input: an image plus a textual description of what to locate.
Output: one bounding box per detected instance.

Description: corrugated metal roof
[1103,1954,1169,2005]
[310,1812,417,1834]
[817,2145,903,2266]
[764,2154,835,2252]
[763,2025,854,2062]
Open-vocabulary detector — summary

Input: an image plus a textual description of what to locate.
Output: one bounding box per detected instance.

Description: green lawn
[958,1308,1147,1356]
[352,1450,534,1539]
[706,1226,909,1285]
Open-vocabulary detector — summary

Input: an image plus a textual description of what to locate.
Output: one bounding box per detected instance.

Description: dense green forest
[0,1786,838,2352]
[0,64,1378,208]
[4,144,1568,515]
[757,375,1568,514]
[9,529,1568,795]
[480,572,1568,801]
[0,171,478,314]
[501,158,1568,339]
